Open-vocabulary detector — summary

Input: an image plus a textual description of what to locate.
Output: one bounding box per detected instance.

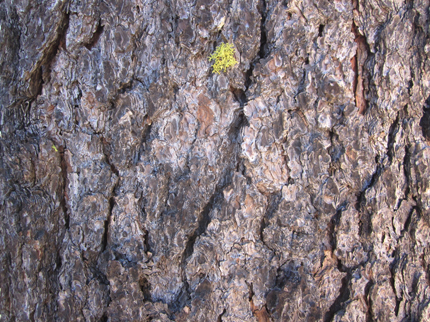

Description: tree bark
[1,0,430,321]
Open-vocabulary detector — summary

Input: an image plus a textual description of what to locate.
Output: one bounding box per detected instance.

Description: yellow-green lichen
[209,42,238,74]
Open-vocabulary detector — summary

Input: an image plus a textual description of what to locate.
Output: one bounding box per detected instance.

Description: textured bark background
[1,0,430,321]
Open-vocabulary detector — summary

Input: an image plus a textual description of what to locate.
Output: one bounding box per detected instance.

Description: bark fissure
[257,0,268,59]
[328,202,348,251]
[30,9,70,100]
[355,162,383,213]
[323,272,351,322]
[351,18,370,114]
[59,147,70,229]
[260,191,282,251]
[387,110,401,164]
[84,19,104,50]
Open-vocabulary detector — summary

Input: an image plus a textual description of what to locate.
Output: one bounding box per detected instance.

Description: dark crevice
[364,278,375,322]
[30,9,69,99]
[101,136,119,176]
[217,308,226,322]
[178,155,238,312]
[182,178,227,264]
[355,163,383,213]
[141,117,154,155]
[249,282,272,322]
[230,86,248,107]
[244,66,254,92]
[100,197,114,253]
[227,99,248,142]
[84,20,104,50]
[143,226,151,254]
[56,249,62,271]
[388,249,401,317]
[257,0,268,59]
[328,130,344,175]
[294,69,307,105]
[103,201,116,253]
[59,147,70,229]
[323,272,351,322]
[139,276,152,301]
[260,191,282,251]
[351,20,370,114]
[327,202,348,251]
[387,110,401,164]
[419,95,430,141]
[89,265,110,286]
[419,252,430,287]
[100,137,120,254]
[244,0,269,95]
[318,24,325,37]
[396,144,413,212]
[403,205,416,235]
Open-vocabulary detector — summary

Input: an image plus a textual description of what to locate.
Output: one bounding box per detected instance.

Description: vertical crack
[260,191,282,251]
[181,192,218,264]
[419,95,430,141]
[387,110,401,164]
[100,196,115,253]
[351,0,370,115]
[217,308,226,322]
[257,0,268,59]
[245,0,269,90]
[177,172,230,313]
[355,161,383,213]
[351,21,369,114]
[30,9,70,99]
[84,19,104,50]
[139,276,152,301]
[323,272,351,322]
[389,256,401,317]
[248,282,272,322]
[58,146,70,229]
[318,24,325,37]
[327,202,348,251]
[364,278,375,322]
[100,136,120,253]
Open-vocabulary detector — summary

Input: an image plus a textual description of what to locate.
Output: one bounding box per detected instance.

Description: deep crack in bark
[59,146,70,229]
[351,5,370,114]
[323,271,351,322]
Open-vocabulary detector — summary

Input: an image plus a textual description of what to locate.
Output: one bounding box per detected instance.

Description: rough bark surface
[1,0,430,321]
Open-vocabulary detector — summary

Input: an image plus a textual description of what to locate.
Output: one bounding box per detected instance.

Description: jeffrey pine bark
[1,0,430,321]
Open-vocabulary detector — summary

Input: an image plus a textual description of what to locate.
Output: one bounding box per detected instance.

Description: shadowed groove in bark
[100,136,120,253]
[177,170,231,313]
[323,272,351,322]
[350,20,370,114]
[355,160,383,213]
[328,202,348,251]
[420,95,430,141]
[260,191,282,251]
[182,189,221,265]
[30,9,70,100]
[84,19,104,50]
[387,110,401,163]
[389,251,401,317]
[217,308,226,322]
[257,0,268,59]
[59,146,70,229]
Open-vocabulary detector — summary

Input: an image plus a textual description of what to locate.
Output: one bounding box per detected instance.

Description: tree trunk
[1,0,430,321]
